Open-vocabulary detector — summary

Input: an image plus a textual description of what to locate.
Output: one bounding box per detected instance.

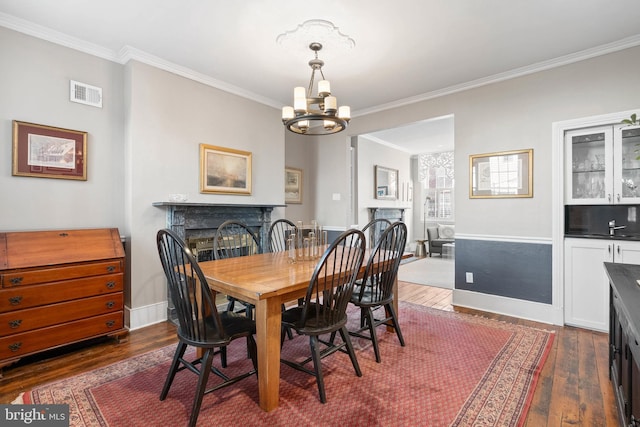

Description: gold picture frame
[469,149,533,198]
[284,167,303,204]
[200,144,252,195]
[12,120,87,180]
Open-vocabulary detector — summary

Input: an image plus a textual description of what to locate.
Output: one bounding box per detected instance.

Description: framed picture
[469,149,533,198]
[12,120,87,180]
[375,165,398,200]
[200,144,252,194]
[284,167,303,204]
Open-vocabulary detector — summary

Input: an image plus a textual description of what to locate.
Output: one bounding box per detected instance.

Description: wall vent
[70,80,102,108]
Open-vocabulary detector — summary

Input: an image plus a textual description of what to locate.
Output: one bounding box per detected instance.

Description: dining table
[197,248,408,411]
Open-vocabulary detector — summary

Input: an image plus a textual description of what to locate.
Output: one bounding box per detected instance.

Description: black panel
[454,239,552,304]
[565,204,640,236]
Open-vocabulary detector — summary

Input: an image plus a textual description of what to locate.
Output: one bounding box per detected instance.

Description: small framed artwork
[469,149,533,198]
[375,165,398,200]
[285,167,303,204]
[200,144,252,194]
[12,120,87,180]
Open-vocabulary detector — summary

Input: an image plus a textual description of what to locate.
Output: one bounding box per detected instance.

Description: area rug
[13,302,553,426]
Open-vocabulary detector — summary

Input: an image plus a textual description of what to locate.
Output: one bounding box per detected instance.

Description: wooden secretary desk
[0,228,128,376]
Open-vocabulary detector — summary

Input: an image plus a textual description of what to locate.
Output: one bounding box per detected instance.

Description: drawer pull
[9,296,23,306]
[8,342,21,352]
[106,301,115,309]
[106,320,116,328]
[10,277,23,285]
[107,266,116,273]
[105,281,116,289]
[8,319,22,329]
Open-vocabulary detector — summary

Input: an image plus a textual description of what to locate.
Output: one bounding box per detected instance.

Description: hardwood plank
[577,329,607,425]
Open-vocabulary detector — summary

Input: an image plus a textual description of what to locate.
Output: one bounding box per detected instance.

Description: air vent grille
[70,80,102,108]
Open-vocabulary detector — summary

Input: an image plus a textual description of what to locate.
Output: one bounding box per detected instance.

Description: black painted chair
[348,221,407,363]
[280,228,366,403]
[361,218,392,248]
[268,218,297,253]
[156,229,257,427]
[213,220,262,318]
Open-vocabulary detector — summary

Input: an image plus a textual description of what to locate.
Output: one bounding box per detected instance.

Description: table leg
[255,298,282,411]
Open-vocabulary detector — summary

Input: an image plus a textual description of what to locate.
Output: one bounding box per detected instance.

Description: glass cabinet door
[565,126,613,204]
[615,125,640,204]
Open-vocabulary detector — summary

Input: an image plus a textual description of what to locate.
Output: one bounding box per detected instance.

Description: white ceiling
[1,0,639,153]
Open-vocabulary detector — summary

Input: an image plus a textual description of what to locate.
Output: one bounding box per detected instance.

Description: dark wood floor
[0,282,617,426]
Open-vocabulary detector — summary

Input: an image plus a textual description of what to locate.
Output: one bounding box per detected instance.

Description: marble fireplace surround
[152,202,284,321]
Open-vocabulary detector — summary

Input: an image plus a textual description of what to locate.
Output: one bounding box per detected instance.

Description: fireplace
[368,207,407,223]
[153,202,284,322]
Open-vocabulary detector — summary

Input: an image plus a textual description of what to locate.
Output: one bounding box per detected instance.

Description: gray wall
[0,28,285,328]
[3,22,640,326]
[288,44,640,320]
[0,27,125,232]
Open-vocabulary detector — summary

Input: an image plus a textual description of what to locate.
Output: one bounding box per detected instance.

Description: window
[419,151,454,221]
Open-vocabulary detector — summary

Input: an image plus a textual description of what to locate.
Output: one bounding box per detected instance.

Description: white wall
[355,135,412,227]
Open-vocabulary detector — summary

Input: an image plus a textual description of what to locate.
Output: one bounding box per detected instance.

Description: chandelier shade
[282,42,350,135]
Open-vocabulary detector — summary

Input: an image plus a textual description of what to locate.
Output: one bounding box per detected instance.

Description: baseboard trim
[452,289,563,326]
[126,302,168,331]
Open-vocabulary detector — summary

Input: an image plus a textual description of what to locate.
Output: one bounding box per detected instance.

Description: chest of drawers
[0,228,127,376]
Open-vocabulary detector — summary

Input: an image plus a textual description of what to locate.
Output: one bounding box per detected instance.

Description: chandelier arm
[308,69,316,98]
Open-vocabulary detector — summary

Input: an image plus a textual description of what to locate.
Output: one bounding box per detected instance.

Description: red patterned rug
[13,302,553,426]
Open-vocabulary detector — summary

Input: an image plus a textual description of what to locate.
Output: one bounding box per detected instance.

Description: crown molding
[0,12,119,62]
[2,12,639,116]
[354,34,640,117]
[117,46,281,109]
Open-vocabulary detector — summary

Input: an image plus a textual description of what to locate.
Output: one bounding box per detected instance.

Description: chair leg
[188,348,215,427]
[160,342,187,400]
[220,347,228,368]
[247,335,258,374]
[365,307,382,363]
[338,326,362,377]
[309,335,327,403]
[385,302,405,346]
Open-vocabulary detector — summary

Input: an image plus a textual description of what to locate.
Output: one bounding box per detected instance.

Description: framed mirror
[375,165,399,200]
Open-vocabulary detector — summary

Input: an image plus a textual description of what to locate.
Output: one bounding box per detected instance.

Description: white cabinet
[564,238,640,332]
[565,125,640,205]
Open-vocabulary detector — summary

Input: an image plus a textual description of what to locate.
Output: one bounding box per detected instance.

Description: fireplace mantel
[152,202,285,244]
[367,206,410,223]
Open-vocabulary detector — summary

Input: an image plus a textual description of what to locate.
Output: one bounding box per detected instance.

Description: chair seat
[282,303,347,334]
[351,283,394,307]
[220,311,257,337]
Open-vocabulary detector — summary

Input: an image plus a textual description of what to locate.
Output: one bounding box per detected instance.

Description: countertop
[565,233,640,241]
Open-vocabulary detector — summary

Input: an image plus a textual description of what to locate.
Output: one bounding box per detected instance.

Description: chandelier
[282,42,350,135]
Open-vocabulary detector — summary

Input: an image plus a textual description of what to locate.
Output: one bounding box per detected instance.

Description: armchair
[427,225,454,257]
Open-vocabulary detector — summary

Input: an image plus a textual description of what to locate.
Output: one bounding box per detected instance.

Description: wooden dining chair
[348,221,407,363]
[361,218,392,248]
[213,220,262,318]
[268,218,297,252]
[280,228,366,403]
[156,229,257,427]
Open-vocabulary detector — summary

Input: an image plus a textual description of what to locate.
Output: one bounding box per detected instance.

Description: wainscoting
[454,238,552,303]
